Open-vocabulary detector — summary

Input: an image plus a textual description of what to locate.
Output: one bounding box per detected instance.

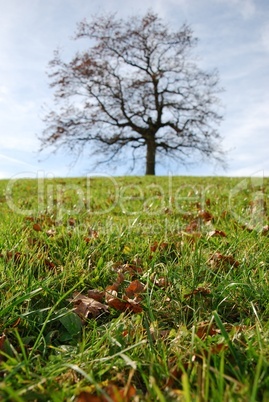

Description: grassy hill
[0,176,268,401]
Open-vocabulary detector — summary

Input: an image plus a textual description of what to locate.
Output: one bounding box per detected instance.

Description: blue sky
[0,0,268,178]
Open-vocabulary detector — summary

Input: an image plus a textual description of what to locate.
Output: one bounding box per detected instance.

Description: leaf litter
[70,274,145,321]
[2,177,269,400]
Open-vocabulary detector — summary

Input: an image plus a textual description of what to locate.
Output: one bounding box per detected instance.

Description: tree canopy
[40,11,225,175]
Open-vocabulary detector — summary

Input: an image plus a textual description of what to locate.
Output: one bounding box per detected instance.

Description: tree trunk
[146,139,156,175]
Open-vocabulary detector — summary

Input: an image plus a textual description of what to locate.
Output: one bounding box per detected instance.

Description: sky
[0,0,268,179]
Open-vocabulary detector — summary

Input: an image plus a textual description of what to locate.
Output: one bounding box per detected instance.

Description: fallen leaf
[76,392,101,402]
[107,297,129,312]
[166,360,190,388]
[121,263,143,277]
[88,228,98,238]
[6,251,24,263]
[46,229,56,237]
[70,292,109,320]
[105,273,125,299]
[210,343,227,354]
[155,277,169,288]
[87,289,105,302]
[0,334,6,348]
[107,295,143,314]
[184,287,211,299]
[105,288,118,303]
[207,230,227,238]
[150,241,168,253]
[180,232,202,245]
[69,218,76,226]
[0,333,7,362]
[123,296,143,313]
[44,259,56,269]
[76,383,136,402]
[209,252,239,268]
[198,210,213,222]
[33,223,42,232]
[125,280,144,298]
[195,321,219,339]
[184,219,200,233]
[242,224,269,234]
[24,216,35,222]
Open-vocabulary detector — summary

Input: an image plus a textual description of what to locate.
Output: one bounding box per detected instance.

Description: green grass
[0,175,269,401]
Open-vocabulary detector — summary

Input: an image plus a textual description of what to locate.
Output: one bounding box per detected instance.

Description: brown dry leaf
[209,252,239,268]
[85,229,99,243]
[88,228,98,238]
[242,224,269,234]
[107,297,129,312]
[69,218,76,226]
[76,392,101,402]
[193,342,228,362]
[198,210,213,222]
[125,280,144,298]
[196,321,219,339]
[184,287,211,299]
[11,317,21,328]
[166,360,190,388]
[207,230,227,238]
[150,242,159,253]
[107,295,143,314]
[6,251,24,263]
[184,219,200,233]
[250,197,267,216]
[70,292,109,320]
[150,241,168,253]
[107,384,136,401]
[123,296,143,313]
[0,333,6,362]
[105,287,118,303]
[105,273,125,300]
[76,384,136,402]
[210,343,227,354]
[116,272,125,285]
[87,289,105,302]
[180,232,202,246]
[121,263,143,277]
[44,259,56,269]
[105,274,143,314]
[33,223,42,232]
[24,216,35,222]
[155,277,169,288]
[46,229,56,237]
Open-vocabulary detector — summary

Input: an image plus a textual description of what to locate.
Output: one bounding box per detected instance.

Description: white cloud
[214,0,256,19]
[260,23,269,52]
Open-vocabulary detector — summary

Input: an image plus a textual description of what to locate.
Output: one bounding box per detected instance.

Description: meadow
[0,175,269,401]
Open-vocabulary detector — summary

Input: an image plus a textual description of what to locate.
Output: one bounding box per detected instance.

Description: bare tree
[40,11,225,175]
